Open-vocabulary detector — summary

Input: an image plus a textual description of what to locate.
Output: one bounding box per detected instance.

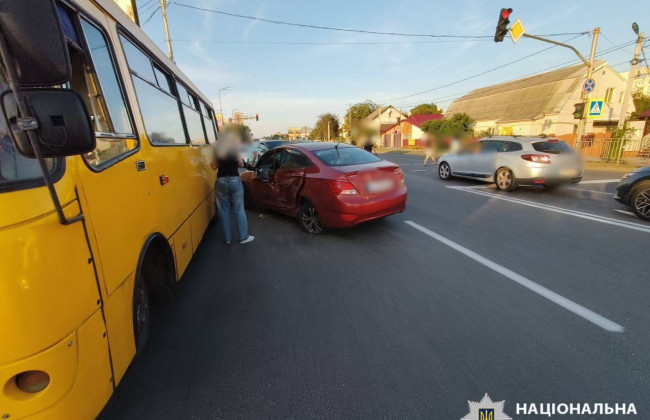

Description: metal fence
[574,137,650,162]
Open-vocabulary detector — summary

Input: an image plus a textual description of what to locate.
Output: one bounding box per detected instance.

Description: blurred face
[215,124,249,159]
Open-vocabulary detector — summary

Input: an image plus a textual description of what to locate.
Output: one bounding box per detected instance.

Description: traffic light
[573,103,585,119]
[494,8,512,42]
[255,113,259,121]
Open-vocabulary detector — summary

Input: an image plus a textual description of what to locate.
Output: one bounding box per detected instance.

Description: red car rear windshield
[532,141,573,154]
[313,147,382,166]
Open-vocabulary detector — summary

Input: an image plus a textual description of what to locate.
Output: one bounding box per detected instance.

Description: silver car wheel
[634,189,650,217]
[439,163,450,179]
[497,171,512,189]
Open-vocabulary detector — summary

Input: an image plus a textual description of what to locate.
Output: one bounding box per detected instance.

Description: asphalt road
[99,152,650,419]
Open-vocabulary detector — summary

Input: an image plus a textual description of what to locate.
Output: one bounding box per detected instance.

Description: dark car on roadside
[240,143,407,234]
[615,166,650,221]
[244,140,289,166]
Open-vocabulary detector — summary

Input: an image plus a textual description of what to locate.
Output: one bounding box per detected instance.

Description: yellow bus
[0,1,218,418]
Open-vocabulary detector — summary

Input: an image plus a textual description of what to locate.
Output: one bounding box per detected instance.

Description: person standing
[422,133,437,166]
[211,125,254,245]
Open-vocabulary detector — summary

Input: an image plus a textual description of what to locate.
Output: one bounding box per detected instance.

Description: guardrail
[574,137,650,161]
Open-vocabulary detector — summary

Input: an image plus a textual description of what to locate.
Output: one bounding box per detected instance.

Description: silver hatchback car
[438,136,583,191]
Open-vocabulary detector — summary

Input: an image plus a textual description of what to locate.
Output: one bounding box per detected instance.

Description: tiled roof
[405,114,444,128]
[445,61,607,121]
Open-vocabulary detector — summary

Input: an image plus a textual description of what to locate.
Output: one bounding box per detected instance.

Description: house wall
[468,64,633,137]
[369,108,407,142]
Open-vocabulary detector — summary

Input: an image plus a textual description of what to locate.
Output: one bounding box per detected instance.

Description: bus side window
[201,102,217,144]
[120,34,187,146]
[77,19,137,168]
[179,85,206,146]
[55,4,138,169]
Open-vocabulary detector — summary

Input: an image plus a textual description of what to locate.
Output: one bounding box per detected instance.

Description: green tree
[421,112,474,137]
[341,100,379,137]
[409,103,443,115]
[309,113,340,141]
[631,92,650,119]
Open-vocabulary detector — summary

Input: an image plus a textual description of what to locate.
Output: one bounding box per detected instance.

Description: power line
[141,5,161,27]
[395,38,639,109]
[376,33,588,103]
[138,0,155,10]
[172,2,587,40]
[168,39,494,45]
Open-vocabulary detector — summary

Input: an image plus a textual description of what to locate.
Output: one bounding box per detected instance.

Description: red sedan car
[240,142,407,234]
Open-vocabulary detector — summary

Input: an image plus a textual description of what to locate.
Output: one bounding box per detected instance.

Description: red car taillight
[521,154,551,164]
[326,179,358,195]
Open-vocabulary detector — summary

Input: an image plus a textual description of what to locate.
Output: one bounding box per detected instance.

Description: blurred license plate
[366,179,393,193]
[559,168,578,177]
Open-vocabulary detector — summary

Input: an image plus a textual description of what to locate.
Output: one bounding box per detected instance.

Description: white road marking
[578,179,620,184]
[568,187,616,196]
[446,186,650,233]
[411,169,429,172]
[404,220,624,333]
[614,209,636,217]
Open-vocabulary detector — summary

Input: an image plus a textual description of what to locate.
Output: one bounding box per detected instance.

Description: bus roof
[94,0,214,108]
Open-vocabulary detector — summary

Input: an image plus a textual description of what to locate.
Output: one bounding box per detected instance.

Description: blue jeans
[215,176,249,243]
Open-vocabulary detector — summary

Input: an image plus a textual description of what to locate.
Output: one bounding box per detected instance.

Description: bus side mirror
[0,0,71,87]
[1,89,96,158]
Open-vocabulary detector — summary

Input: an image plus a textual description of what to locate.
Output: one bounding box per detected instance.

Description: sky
[136,0,650,137]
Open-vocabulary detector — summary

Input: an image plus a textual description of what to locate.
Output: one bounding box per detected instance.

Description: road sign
[583,78,596,93]
[587,99,604,118]
[509,19,525,43]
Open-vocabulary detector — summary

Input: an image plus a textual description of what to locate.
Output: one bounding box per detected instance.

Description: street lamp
[218,86,233,124]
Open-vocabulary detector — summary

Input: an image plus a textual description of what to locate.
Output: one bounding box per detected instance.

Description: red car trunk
[335,161,402,196]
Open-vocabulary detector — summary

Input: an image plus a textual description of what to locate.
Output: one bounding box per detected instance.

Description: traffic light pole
[519,29,599,144]
[577,28,599,144]
[519,29,599,143]
[522,33,590,66]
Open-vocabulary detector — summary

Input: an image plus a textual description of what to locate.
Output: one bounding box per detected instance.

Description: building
[445,61,633,137]
[343,105,407,139]
[621,68,650,96]
[381,114,443,148]
[288,126,311,141]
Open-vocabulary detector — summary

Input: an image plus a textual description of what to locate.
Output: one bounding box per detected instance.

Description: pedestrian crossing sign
[587,99,604,118]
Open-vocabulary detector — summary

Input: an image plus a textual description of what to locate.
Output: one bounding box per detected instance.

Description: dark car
[240,143,407,234]
[615,166,650,221]
[244,140,289,166]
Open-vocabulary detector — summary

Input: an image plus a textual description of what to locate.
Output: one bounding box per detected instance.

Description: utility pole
[376,104,382,147]
[616,31,645,164]
[160,0,174,61]
[576,27,600,144]
[327,120,331,142]
[348,103,352,142]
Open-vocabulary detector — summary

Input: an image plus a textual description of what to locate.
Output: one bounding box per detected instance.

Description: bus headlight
[15,370,50,393]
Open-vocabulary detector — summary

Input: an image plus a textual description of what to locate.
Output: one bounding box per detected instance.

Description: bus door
[68,11,155,297]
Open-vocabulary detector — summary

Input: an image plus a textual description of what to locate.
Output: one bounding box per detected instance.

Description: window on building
[605,88,615,103]
[120,35,187,145]
[619,92,625,103]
